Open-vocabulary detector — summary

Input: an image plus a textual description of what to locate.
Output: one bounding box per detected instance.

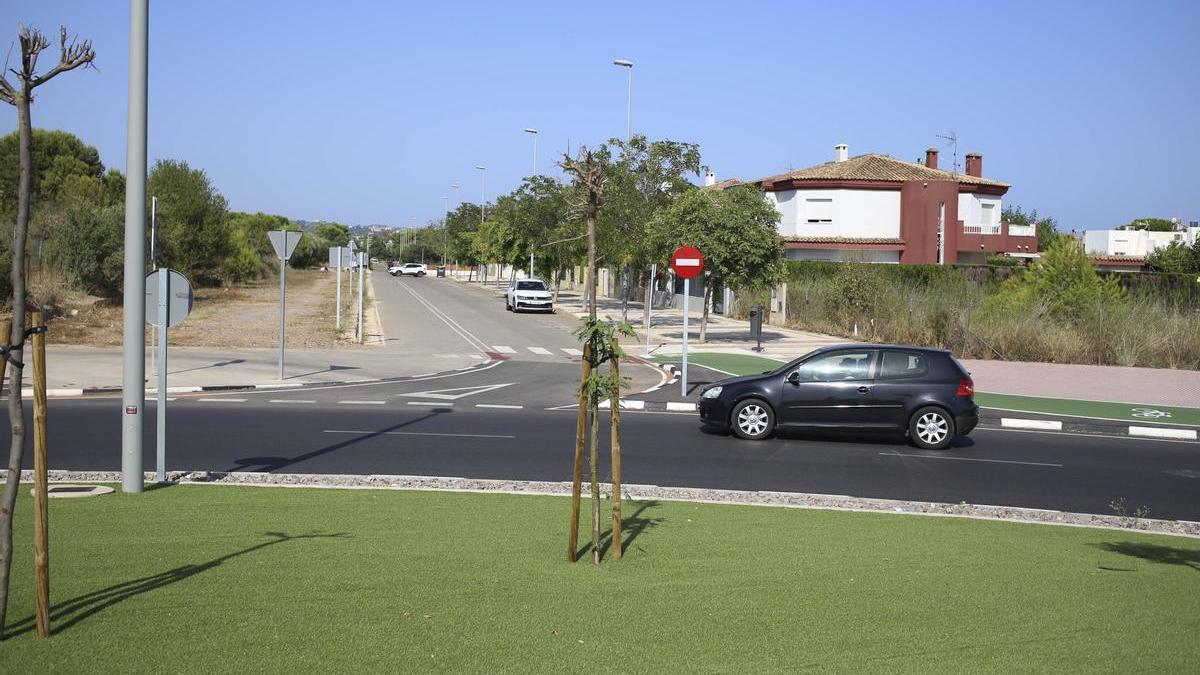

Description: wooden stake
[609,341,622,561]
[31,312,49,638]
[567,343,591,562]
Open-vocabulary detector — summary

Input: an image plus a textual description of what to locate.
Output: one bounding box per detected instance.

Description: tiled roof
[1089,255,1146,265]
[758,154,1009,187]
[783,236,905,245]
[700,178,744,191]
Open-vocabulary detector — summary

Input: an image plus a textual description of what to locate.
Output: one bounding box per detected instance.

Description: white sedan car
[389,262,427,277]
[506,278,553,312]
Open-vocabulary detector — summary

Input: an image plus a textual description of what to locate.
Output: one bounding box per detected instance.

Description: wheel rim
[737,404,769,436]
[916,412,949,445]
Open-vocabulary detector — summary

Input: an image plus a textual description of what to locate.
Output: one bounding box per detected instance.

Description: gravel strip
[22,469,1199,539]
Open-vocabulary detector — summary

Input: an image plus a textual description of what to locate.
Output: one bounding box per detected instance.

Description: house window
[805,198,833,223]
[981,203,995,224]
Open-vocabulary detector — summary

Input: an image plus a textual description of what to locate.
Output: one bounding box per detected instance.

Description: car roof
[805,343,951,356]
[516,278,546,284]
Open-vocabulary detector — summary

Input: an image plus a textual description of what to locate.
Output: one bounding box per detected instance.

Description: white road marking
[1000,418,1063,431]
[561,348,583,356]
[397,382,515,401]
[528,347,552,355]
[877,451,1063,467]
[323,430,514,439]
[666,402,696,412]
[198,398,247,403]
[492,345,517,354]
[597,399,646,410]
[406,401,454,406]
[476,404,523,409]
[1129,426,1198,440]
[338,400,387,405]
[433,354,459,359]
[270,399,316,404]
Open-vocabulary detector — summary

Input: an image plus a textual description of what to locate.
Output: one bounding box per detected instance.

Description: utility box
[436,266,446,278]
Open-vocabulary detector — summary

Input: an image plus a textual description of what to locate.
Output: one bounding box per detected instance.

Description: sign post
[356,251,365,342]
[644,263,656,355]
[670,246,704,398]
[329,245,352,330]
[145,268,194,482]
[268,230,304,380]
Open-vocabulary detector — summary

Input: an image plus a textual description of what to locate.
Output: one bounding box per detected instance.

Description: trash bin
[436,266,446,278]
[749,304,764,351]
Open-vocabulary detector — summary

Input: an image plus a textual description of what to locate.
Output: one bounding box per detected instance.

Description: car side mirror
[786,371,800,385]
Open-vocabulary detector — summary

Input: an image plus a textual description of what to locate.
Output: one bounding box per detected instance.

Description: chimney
[965,153,982,177]
[835,143,848,162]
[704,170,716,187]
[925,148,938,170]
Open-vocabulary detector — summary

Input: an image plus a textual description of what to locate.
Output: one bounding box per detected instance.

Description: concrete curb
[23,469,1199,539]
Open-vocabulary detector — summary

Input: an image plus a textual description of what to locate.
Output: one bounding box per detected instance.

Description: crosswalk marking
[492,345,517,353]
[528,347,552,355]
[561,348,583,356]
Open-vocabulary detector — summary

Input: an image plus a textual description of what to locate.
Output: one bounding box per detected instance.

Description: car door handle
[857,386,870,394]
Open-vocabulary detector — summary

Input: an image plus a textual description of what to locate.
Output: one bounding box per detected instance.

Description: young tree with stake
[0,24,95,640]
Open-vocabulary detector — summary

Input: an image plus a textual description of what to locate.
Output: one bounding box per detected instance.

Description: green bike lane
[652,352,1200,429]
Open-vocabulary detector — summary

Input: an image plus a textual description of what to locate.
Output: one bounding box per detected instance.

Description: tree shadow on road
[227,409,450,472]
[4,531,349,638]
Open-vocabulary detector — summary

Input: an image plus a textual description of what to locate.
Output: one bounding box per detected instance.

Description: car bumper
[954,400,979,435]
[698,398,731,428]
[515,300,553,311]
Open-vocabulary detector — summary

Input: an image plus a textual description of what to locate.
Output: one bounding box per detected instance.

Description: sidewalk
[546,288,1200,410]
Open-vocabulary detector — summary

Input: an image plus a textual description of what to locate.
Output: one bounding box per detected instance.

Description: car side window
[878,351,928,379]
[793,351,874,382]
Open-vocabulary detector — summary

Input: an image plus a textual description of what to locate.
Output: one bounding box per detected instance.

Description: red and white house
[716,144,1037,264]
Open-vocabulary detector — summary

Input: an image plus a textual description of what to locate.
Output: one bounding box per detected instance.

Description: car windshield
[516,281,546,291]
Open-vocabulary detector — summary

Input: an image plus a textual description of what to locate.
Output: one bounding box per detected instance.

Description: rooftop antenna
[936,130,959,174]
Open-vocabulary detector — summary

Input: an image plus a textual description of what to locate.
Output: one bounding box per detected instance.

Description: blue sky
[4,1,1198,230]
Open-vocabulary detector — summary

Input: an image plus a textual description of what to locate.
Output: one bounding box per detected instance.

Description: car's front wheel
[731,399,774,440]
[909,406,955,450]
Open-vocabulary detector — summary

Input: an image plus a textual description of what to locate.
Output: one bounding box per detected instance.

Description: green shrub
[44,199,124,296]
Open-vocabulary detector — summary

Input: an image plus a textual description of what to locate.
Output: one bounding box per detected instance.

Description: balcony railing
[963,223,1002,235]
[1007,224,1037,237]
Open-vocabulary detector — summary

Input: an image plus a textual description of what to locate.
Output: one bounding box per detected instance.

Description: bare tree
[0,24,95,640]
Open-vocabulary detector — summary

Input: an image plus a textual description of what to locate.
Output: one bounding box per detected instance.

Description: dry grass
[36,267,371,349]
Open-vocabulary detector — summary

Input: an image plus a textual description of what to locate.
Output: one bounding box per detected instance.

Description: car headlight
[701,386,723,399]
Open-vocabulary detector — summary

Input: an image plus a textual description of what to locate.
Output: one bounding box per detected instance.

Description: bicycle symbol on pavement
[1131,408,1173,419]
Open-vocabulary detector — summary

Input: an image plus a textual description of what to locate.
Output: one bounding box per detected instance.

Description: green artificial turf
[975,392,1200,427]
[2,485,1198,672]
[653,351,785,377]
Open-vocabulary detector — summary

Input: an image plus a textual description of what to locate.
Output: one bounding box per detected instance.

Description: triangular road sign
[268,230,303,261]
[396,382,515,401]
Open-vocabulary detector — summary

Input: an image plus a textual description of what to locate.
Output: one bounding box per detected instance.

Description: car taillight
[956,378,974,397]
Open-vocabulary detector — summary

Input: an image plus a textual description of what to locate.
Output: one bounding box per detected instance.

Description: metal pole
[530,249,535,278]
[532,133,538,175]
[356,252,364,342]
[156,270,167,482]
[626,66,632,141]
[149,196,157,378]
[681,277,689,397]
[121,0,149,494]
[645,263,655,354]
[335,246,342,329]
[278,256,286,380]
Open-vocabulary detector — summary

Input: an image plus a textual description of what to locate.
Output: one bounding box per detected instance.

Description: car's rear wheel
[909,406,955,450]
[731,399,774,440]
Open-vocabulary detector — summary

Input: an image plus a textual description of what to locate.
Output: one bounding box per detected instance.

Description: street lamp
[475,166,486,223]
[442,195,449,267]
[613,59,633,141]
[524,128,538,176]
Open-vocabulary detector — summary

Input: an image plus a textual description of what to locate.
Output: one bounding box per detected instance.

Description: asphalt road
[21,276,1200,521]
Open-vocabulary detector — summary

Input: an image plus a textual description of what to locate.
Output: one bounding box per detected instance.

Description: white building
[1084,226,1199,258]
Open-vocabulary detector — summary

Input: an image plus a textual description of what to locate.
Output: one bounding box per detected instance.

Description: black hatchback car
[697,344,977,449]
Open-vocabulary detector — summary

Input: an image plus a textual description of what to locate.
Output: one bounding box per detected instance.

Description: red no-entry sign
[670,246,704,279]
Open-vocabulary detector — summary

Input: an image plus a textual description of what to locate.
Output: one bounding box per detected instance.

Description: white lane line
[433,354,459,359]
[666,402,696,412]
[476,403,523,409]
[1001,418,1063,431]
[597,399,646,410]
[561,348,583,356]
[1129,426,1198,440]
[406,401,454,406]
[323,430,514,439]
[492,345,517,354]
[270,399,316,404]
[338,400,387,405]
[877,451,1063,468]
[528,346,552,355]
[397,282,493,353]
[197,398,247,403]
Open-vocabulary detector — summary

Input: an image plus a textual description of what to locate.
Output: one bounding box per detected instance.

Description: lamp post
[524,128,538,176]
[475,166,486,223]
[442,195,449,268]
[613,59,633,141]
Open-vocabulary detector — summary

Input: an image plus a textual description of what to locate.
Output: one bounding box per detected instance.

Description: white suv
[506,278,553,312]
[389,262,427,277]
